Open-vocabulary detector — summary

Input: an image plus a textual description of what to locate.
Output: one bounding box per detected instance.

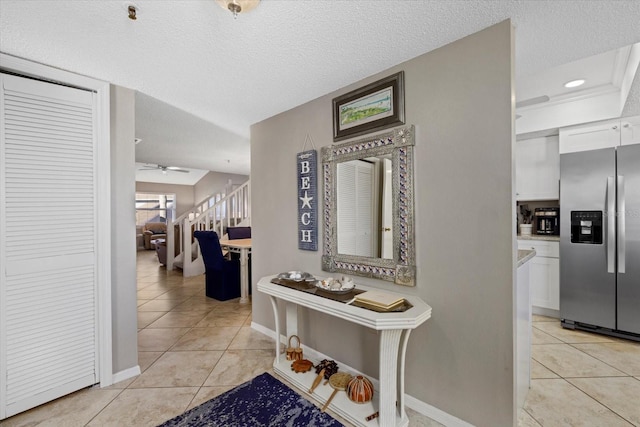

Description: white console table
[257,276,432,427]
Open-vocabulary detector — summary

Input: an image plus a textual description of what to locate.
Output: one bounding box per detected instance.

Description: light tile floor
[520,314,640,426]
[3,250,638,426]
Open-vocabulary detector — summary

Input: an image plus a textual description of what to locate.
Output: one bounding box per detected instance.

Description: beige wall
[194,171,249,203]
[250,21,515,426]
[110,85,138,373]
[135,182,195,217]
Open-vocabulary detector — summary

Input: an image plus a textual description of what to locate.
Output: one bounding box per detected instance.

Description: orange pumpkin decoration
[346,375,374,404]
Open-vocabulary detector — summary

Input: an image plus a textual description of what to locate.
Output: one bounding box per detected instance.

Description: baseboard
[110,365,141,386]
[251,321,282,343]
[532,306,560,318]
[251,322,472,427]
[404,394,475,427]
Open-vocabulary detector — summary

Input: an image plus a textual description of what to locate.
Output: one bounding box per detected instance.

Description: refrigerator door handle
[618,175,625,274]
[607,176,616,273]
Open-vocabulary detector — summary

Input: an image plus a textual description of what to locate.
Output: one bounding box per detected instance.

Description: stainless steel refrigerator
[560,144,640,340]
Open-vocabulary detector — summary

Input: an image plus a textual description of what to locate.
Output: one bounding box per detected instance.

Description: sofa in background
[143,222,167,249]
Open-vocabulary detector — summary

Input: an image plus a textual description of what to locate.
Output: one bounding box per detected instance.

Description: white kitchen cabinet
[530,257,560,311]
[515,258,531,412]
[559,115,640,153]
[621,116,640,146]
[516,135,559,201]
[559,119,620,154]
[517,240,560,311]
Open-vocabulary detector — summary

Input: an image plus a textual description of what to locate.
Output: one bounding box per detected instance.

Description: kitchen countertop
[517,249,536,267]
[517,234,560,242]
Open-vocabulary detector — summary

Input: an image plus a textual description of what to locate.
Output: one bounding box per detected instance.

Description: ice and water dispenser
[570,211,603,244]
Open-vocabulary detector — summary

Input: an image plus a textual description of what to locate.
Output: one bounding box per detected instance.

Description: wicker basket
[286,335,303,361]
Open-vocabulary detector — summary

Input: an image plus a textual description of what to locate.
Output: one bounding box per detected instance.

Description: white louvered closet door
[1,73,99,418]
[336,160,374,257]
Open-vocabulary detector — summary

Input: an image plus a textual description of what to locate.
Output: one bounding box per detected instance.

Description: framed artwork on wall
[332,71,405,142]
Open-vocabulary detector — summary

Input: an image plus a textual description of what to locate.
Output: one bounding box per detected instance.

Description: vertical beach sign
[297,150,317,251]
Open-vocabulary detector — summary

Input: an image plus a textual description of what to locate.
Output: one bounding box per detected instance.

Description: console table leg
[239,248,249,304]
[268,295,281,364]
[398,329,412,422]
[379,329,403,426]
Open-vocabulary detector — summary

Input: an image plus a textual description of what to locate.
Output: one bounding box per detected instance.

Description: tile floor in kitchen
[2,249,639,426]
[521,314,640,426]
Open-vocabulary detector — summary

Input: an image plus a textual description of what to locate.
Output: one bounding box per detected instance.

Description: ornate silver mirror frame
[321,125,416,286]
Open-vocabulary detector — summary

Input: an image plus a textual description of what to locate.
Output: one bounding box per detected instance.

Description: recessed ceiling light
[564,79,586,88]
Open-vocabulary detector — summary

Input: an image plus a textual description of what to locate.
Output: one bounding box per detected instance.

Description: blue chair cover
[227,226,251,240]
[194,231,241,301]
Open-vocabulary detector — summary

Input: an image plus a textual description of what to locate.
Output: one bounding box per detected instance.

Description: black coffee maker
[534,207,560,235]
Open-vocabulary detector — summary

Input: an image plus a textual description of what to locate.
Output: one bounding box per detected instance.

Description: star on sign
[300,191,313,209]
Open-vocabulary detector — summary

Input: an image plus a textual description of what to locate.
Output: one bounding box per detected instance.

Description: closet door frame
[0,53,113,418]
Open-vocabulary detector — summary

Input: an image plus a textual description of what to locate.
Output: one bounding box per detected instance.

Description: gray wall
[135,181,195,217]
[251,21,515,426]
[110,85,138,373]
[194,171,249,203]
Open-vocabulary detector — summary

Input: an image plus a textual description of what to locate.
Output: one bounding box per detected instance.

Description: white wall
[110,85,138,373]
[250,21,515,426]
[194,171,249,203]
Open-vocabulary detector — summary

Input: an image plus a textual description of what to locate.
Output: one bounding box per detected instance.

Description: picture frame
[332,71,405,142]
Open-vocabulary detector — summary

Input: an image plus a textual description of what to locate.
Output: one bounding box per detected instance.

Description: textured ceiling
[1,1,640,176]
[135,93,249,174]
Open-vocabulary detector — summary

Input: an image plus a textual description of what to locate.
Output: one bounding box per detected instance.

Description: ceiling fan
[139,164,190,174]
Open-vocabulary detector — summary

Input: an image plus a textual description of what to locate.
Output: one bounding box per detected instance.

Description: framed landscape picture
[332,71,405,142]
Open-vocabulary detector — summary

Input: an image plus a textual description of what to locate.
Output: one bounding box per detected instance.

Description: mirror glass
[321,125,416,286]
[336,155,393,259]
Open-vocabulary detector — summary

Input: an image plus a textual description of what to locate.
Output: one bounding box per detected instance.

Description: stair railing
[167,180,250,277]
[166,191,223,271]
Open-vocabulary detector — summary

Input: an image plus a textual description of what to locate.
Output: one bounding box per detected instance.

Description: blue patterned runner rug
[157,372,344,427]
